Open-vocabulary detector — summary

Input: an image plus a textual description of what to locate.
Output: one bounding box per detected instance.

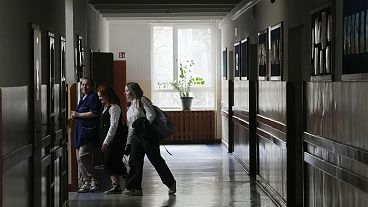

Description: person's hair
[97,84,120,106]
[126,82,144,109]
[81,77,95,88]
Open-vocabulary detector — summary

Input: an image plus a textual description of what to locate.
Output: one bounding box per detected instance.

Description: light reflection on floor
[69,144,277,207]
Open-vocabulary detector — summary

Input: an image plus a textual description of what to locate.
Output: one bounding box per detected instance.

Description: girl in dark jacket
[97,84,128,194]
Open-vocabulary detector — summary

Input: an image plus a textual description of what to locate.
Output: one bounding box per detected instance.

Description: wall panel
[305,82,368,206]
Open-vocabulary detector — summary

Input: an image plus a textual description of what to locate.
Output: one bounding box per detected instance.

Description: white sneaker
[78,181,90,193]
[90,179,98,192]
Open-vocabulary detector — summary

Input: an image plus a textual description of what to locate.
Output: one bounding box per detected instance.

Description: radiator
[163,111,215,144]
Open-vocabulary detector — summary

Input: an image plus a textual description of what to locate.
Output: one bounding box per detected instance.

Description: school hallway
[68,144,277,207]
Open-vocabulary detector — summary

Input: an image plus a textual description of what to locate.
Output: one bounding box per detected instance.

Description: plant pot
[180,97,193,111]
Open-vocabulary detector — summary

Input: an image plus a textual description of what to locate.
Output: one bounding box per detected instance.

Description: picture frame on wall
[76,35,84,81]
[258,29,268,80]
[269,23,283,80]
[342,0,368,79]
[234,42,240,80]
[222,47,227,80]
[61,37,66,83]
[60,36,66,123]
[311,6,333,80]
[240,38,248,80]
[48,32,55,109]
[32,24,42,102]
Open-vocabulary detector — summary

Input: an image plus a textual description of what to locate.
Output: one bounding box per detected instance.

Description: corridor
[68,145,277,207]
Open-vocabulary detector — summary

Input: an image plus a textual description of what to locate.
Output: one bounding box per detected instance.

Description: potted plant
[158,60,205,110]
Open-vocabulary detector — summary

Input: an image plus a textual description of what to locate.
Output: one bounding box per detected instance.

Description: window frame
[151,23,216,110]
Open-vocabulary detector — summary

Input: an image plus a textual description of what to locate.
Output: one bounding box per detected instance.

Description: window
[152,24,215,110]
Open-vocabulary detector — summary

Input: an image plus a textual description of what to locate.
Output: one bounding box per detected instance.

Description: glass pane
[153,27,173,90]
[178,28,212,87]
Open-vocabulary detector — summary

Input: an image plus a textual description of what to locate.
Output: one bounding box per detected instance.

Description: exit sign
[118,52,125,59]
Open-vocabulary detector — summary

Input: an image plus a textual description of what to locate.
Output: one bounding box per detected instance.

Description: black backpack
[151,105,176,140]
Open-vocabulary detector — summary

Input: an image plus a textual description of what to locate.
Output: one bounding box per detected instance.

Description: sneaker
[168,181,176,195]
[90,178,98,192]
[123,189,143,196]
[78,181,90,193]
[104,184,122,194]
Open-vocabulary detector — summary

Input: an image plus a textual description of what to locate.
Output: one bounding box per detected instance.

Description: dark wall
[0,0,66,87]
[0,0,41,86]
[222,0,368,206]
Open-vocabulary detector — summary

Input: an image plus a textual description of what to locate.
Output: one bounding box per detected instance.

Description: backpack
[151,105,176,140]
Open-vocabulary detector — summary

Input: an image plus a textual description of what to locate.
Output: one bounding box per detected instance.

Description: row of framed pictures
[233,38,248,80]
[258,22,283,81]
[222,22,283,81]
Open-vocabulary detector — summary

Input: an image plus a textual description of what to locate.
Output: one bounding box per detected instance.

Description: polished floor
[69,144,277,207]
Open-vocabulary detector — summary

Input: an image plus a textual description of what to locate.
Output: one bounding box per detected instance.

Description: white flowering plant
[158,60,205,97]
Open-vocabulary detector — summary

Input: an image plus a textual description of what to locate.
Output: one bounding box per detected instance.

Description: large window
[152,24,215,109]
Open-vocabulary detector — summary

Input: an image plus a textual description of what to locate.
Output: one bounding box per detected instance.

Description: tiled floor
[69,144,277,207]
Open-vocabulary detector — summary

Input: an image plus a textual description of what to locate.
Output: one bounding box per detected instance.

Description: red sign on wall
[118,52,125,59]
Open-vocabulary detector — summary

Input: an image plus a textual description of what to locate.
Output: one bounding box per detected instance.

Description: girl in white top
[126,96,156,145]
[123,82,176,196]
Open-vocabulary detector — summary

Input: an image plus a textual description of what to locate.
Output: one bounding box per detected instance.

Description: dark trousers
[125,134,175,190]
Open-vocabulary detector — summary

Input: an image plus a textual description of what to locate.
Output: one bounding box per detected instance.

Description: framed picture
[32,24,42,102]
[258,29,268,80]
[234,42,240,80]
[269,23,283,80]
[76,35,84,81]
[48,32,55,112]
[342,0,368,78]
[61,37,66,83]
[311,7,333,78]
[240,38,248,80]
[222,47,227,80]
[60,36,66,111]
